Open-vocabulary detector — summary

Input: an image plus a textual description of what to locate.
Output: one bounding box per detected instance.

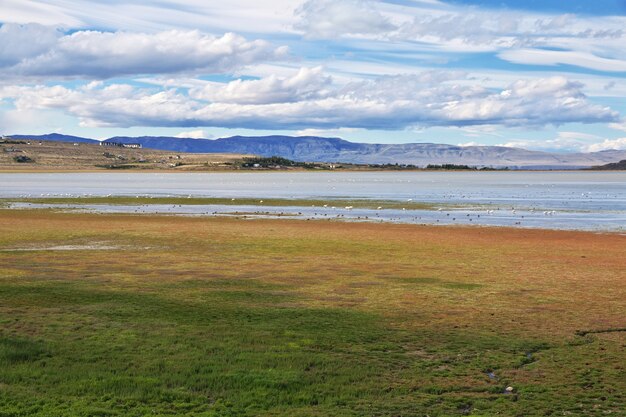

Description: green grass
[0,279,557,416]
[0,210,624,416]
[0,336,48,365]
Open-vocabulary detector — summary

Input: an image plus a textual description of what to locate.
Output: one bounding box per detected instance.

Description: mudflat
[0,210,624,416]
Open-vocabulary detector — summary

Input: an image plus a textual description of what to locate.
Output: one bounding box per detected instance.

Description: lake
[2,171,625,231]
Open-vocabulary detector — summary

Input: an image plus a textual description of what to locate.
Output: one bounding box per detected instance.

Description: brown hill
[587,159,626,170]
[0,139,251,171]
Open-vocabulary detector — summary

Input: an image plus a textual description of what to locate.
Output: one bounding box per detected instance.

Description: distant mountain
[104,135,626,169]
[8,133,99,144]
[104,135,361,155]
[9,133,626,169]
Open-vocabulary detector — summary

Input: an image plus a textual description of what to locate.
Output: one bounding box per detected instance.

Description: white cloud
[292,1,626,74]
[498,49,626,73]
[0,0,300,34]
[456,125,504,138]
[394,10,524,50]
[0,73,617,130]
[497,131,621,153]
[0,0,623,144]
[295,0,395,39]
[0,106,65,135]
[293,2,626,47]
[295,127,364,137]
[556,131,602,141]
[0,24,288,79]
[609,121,626,132]
[0,23,63,67]
[189,67,332,104]
[434,77,616,128]
[497,140,536,150]
[3,1,626,77]
[586,138,626,152]
[174,130,211,139]
[0,0,83,27]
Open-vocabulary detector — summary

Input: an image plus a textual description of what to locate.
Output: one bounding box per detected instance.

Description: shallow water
[9,200,626,233]
[2,171,625,231]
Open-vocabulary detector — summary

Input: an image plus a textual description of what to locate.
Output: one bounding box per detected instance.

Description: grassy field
[0,210,624,416]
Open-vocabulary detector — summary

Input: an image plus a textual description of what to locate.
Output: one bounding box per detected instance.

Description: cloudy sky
[1,0,626,152]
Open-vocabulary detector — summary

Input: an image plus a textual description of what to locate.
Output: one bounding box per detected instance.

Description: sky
[0,0,625,152]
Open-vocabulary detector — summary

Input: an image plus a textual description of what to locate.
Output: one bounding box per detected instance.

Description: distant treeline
[1,140,27,145]
[237,156,329,169]
[362,163,419,170]
[237,158,510,171]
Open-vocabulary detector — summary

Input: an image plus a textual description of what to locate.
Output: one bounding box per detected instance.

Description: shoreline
[2,167,624,173]
[2,205,624,236]
[2,194,624,234]
[3,172,623,233]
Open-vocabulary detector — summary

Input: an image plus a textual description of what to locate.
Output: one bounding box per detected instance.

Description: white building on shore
[100,141,142,149]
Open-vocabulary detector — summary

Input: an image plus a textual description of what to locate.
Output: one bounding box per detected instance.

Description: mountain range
[8,133,626,169]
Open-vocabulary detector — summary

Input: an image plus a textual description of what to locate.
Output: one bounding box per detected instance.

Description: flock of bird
[11,193,571,229]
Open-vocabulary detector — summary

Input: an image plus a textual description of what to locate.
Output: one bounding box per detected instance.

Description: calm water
[2,171,625,231]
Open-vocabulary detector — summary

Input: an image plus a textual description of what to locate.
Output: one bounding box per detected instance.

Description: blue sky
[0,0,625,152]
[452,0,626,16]
[450,0,626,15]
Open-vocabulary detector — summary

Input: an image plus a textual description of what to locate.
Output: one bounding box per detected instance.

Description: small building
[99,142,142,149]
[100,141,123,147]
